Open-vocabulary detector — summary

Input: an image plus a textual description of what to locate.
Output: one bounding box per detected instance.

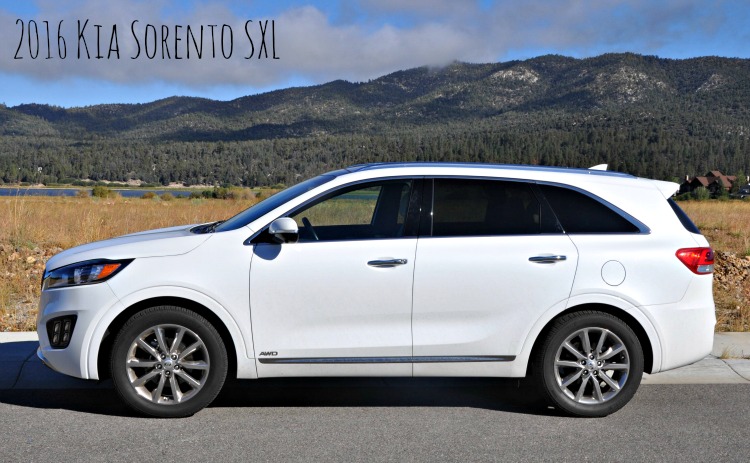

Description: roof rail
[344,162,633,178]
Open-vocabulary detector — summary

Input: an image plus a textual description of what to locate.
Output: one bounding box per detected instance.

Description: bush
[160,192,174,201]
[75,189,90,198]
[92,185,114,198]
[692,187,710,201]
[213,187,230,199]
[141,191,157,200]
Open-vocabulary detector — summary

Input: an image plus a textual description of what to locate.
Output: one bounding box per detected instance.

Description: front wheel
[535,311,644,417]
[111,306,228,418]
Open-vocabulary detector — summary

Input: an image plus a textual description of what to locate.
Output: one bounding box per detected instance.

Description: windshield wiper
[193,220,225,234]
[205,220,225,233]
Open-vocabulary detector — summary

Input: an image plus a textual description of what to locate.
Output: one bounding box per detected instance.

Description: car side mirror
[268,217,299,244]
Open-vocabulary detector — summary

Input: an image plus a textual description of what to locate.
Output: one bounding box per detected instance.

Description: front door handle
[368,259,408,268]
[529,255,567,264]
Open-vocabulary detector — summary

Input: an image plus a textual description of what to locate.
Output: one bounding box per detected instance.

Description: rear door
[411,178,579,375]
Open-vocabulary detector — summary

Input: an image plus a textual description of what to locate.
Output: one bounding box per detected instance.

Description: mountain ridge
[1,53,749,186]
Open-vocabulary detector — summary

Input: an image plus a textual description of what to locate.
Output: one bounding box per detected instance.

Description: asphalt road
[1,379,749,462]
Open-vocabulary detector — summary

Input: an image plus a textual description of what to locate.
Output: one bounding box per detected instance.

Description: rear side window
[668,198,701,234]
[538,184,640,233]
[431,179,552,236]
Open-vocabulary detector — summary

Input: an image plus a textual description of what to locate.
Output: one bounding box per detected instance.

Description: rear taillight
[676,247,714,274]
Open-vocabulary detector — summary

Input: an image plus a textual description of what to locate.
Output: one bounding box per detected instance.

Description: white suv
[37,163,715,417]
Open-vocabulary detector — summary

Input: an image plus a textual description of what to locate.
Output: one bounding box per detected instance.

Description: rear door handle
[368,259,408,268]
[529,255,567,264]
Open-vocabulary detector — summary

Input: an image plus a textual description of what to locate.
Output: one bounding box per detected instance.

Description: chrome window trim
[534,180,651,235]
[422,175,648,234]
[246,176,422,245]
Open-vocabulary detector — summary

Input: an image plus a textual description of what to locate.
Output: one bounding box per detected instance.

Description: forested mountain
[1,53,749,186]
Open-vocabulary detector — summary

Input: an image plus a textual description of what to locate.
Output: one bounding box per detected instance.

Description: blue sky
[1,0,749,107]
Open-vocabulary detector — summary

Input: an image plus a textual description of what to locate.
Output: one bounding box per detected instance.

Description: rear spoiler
[588,164,678,197]
[652,179,680,198]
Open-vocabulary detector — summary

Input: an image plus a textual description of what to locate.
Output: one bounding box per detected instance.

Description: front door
[250,179,419,377]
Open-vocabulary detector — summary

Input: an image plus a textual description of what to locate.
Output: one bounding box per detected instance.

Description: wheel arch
[96,296,242,381]
[526,303,656,375]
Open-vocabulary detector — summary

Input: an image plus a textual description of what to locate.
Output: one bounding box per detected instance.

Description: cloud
[0,0,747,94]
[355,0,480,19]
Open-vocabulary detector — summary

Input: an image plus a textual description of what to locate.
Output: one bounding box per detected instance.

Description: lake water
[0,188,193,198]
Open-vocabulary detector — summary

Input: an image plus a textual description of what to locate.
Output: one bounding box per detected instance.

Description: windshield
[213,174,336,232]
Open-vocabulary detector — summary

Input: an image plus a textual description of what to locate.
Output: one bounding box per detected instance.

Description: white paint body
[37,164,715,381]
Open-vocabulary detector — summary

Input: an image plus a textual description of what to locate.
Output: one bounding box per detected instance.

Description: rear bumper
[641,276,715,373]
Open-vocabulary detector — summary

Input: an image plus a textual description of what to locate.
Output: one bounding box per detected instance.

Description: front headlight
[42,259,133,290]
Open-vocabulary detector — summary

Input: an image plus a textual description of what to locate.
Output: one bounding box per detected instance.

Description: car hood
[45,224,211,270]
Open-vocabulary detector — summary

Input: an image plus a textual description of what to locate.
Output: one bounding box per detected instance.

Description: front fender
[86,285,257,380]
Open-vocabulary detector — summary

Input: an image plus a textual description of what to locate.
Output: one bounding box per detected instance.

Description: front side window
[215,174,336,232]
[289,180,413,242]
[430,179,550,236]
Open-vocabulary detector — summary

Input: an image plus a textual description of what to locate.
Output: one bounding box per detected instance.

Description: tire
[534,311,644,417]
[111,305,228,418]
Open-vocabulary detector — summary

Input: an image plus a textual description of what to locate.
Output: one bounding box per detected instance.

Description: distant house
[679,171,737,196]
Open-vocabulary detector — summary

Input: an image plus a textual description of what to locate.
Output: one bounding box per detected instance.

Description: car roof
[344,162,635,179]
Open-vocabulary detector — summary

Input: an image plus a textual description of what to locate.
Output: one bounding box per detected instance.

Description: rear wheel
[535,311,643,417]
[111,306,228,418]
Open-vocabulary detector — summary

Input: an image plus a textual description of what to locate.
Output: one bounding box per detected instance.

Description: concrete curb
[2,332,750,389]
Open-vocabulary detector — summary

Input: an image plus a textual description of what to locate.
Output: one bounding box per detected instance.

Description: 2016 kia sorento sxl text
[37,163,715,417]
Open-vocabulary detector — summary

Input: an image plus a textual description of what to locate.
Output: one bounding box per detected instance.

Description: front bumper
[36,346,58,372]
[36,282,123,379]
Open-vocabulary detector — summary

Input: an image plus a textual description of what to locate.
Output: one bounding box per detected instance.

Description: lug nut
[589,354,594,360]
[165,371,171,376]
[155,364,162,369]
[597,361,602,366]
[160,354,166,359]
[581,360,586,365]
[593,371,598,376]
[171,354,178,360]
[174,365,180,370]
[583,370,588,375]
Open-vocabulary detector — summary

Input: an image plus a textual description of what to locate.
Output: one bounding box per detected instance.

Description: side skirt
[258,355,515,364]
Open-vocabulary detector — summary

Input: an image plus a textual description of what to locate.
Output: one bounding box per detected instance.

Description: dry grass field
[680,201,750,332]
[0,194,258,331]
[1,195,749,332]
[680,201,750,256]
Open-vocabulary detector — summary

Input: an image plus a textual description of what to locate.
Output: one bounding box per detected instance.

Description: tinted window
[431,179,548,236]
[668,198,701,234]
[215,174,335,232]
[538,184,639,233]
[290,180,412,242]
